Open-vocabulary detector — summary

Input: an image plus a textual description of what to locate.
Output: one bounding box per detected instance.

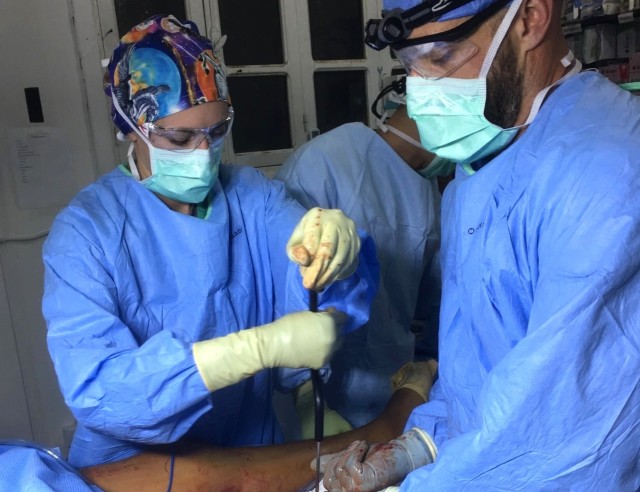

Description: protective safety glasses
[393,38,479,80]
[145,107,234,152]
[377,0,511,80]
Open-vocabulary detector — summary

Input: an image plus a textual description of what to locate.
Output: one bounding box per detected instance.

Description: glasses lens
[148,109,234,152]
[207,117,232,145]
[394,38,478,80]
[148,127,206,151]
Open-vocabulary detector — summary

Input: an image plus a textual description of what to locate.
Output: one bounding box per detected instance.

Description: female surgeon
[41,14,377,469]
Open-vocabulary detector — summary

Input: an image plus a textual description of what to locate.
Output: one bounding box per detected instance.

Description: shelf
[562,7,640,35]
[584,57,630,68]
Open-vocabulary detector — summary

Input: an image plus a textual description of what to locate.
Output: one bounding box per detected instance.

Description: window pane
[114,0,186,36]
[314,70,367,134]
[218,0,284,65]
[308,0,364,61]
[227,75,292,153]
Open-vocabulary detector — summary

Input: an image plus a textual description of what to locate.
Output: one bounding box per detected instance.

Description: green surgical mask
[407,0,580,173]
[376,113,456,180]
[406,0,523,170]
[127,142,221,204]
[418,155,457,180]
[407,75,518,169]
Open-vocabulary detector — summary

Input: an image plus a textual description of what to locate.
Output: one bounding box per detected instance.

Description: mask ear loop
[111,93,156,182]
[376,117,428,151]
[479,0,582,130]
[126,142,141,180]
[373,75,425,152]
[479,0,523,79]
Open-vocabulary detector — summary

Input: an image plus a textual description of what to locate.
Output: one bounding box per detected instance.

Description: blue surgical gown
[276,123,441,427]
[42,164,377,468]
[402,72,640,489]
[0,442,102,491]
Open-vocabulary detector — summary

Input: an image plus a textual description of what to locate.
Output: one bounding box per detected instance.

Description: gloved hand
[193,310,346,391]
[320,428,437,492]
[390,360,438,402]
[294,380,353,439]
[287,207,360,291]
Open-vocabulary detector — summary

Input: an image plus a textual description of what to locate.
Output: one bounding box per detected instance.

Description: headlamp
[364,0,510,51]
[364,0,474,50]
[371,76,407,120]
[365,9,411,50]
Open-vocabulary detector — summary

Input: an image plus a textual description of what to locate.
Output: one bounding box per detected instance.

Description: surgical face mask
[406,0,581,171]
[418,156,457,180]
[376,117,426,151]
[127,141,221,204]
[377,116,456,179]
[112,93,223,203]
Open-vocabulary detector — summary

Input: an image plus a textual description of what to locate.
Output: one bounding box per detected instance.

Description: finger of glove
[391,360,439,401]
[315,222,348,290]
[323,441,363,490]
[324,308,348,331]
[311,451,341,473]
[352,445,400,491]
[328,441,368,490]
[303,220,338,290]
[317,223,360,288]
[300,207,324,255]
[341,440,369,476]
[391,361,429,391]
[286,220,311,267]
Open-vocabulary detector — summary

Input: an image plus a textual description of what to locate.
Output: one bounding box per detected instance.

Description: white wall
[0,261,32,440]
[0,0,111,452]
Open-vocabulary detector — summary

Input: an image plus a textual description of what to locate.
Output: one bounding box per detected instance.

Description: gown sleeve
[43,207,211,444]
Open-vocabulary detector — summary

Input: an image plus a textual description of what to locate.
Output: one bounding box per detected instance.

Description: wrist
[193,329,263,391]
[395,427,437,470]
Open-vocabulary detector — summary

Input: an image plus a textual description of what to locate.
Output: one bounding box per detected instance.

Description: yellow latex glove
[294,379,353,439]
[287,207,360,291]
[390,360,438,402]
[193,310,345,392]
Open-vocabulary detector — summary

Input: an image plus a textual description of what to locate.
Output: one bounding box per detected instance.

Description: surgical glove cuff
[393,427,438,470]
[390,360,438,402]
[193,329,265,392]
[193,311,340,392]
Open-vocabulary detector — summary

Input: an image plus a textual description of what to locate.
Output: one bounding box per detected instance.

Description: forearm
[82,388,423,491]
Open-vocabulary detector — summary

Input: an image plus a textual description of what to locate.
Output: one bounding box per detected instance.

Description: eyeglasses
[371,0,510,80]
[145,107,234,152]
[393,38,479,80]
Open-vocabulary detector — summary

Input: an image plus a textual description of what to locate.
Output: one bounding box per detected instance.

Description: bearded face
[485,33,524,129]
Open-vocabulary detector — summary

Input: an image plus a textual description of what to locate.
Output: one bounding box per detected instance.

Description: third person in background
[275,79,452,434]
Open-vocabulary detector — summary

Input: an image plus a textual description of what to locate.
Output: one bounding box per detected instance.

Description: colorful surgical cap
[383,0,506,21]
[104,14,230,135]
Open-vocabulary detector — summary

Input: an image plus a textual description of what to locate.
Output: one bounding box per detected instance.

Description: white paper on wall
[7,127,77,211]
